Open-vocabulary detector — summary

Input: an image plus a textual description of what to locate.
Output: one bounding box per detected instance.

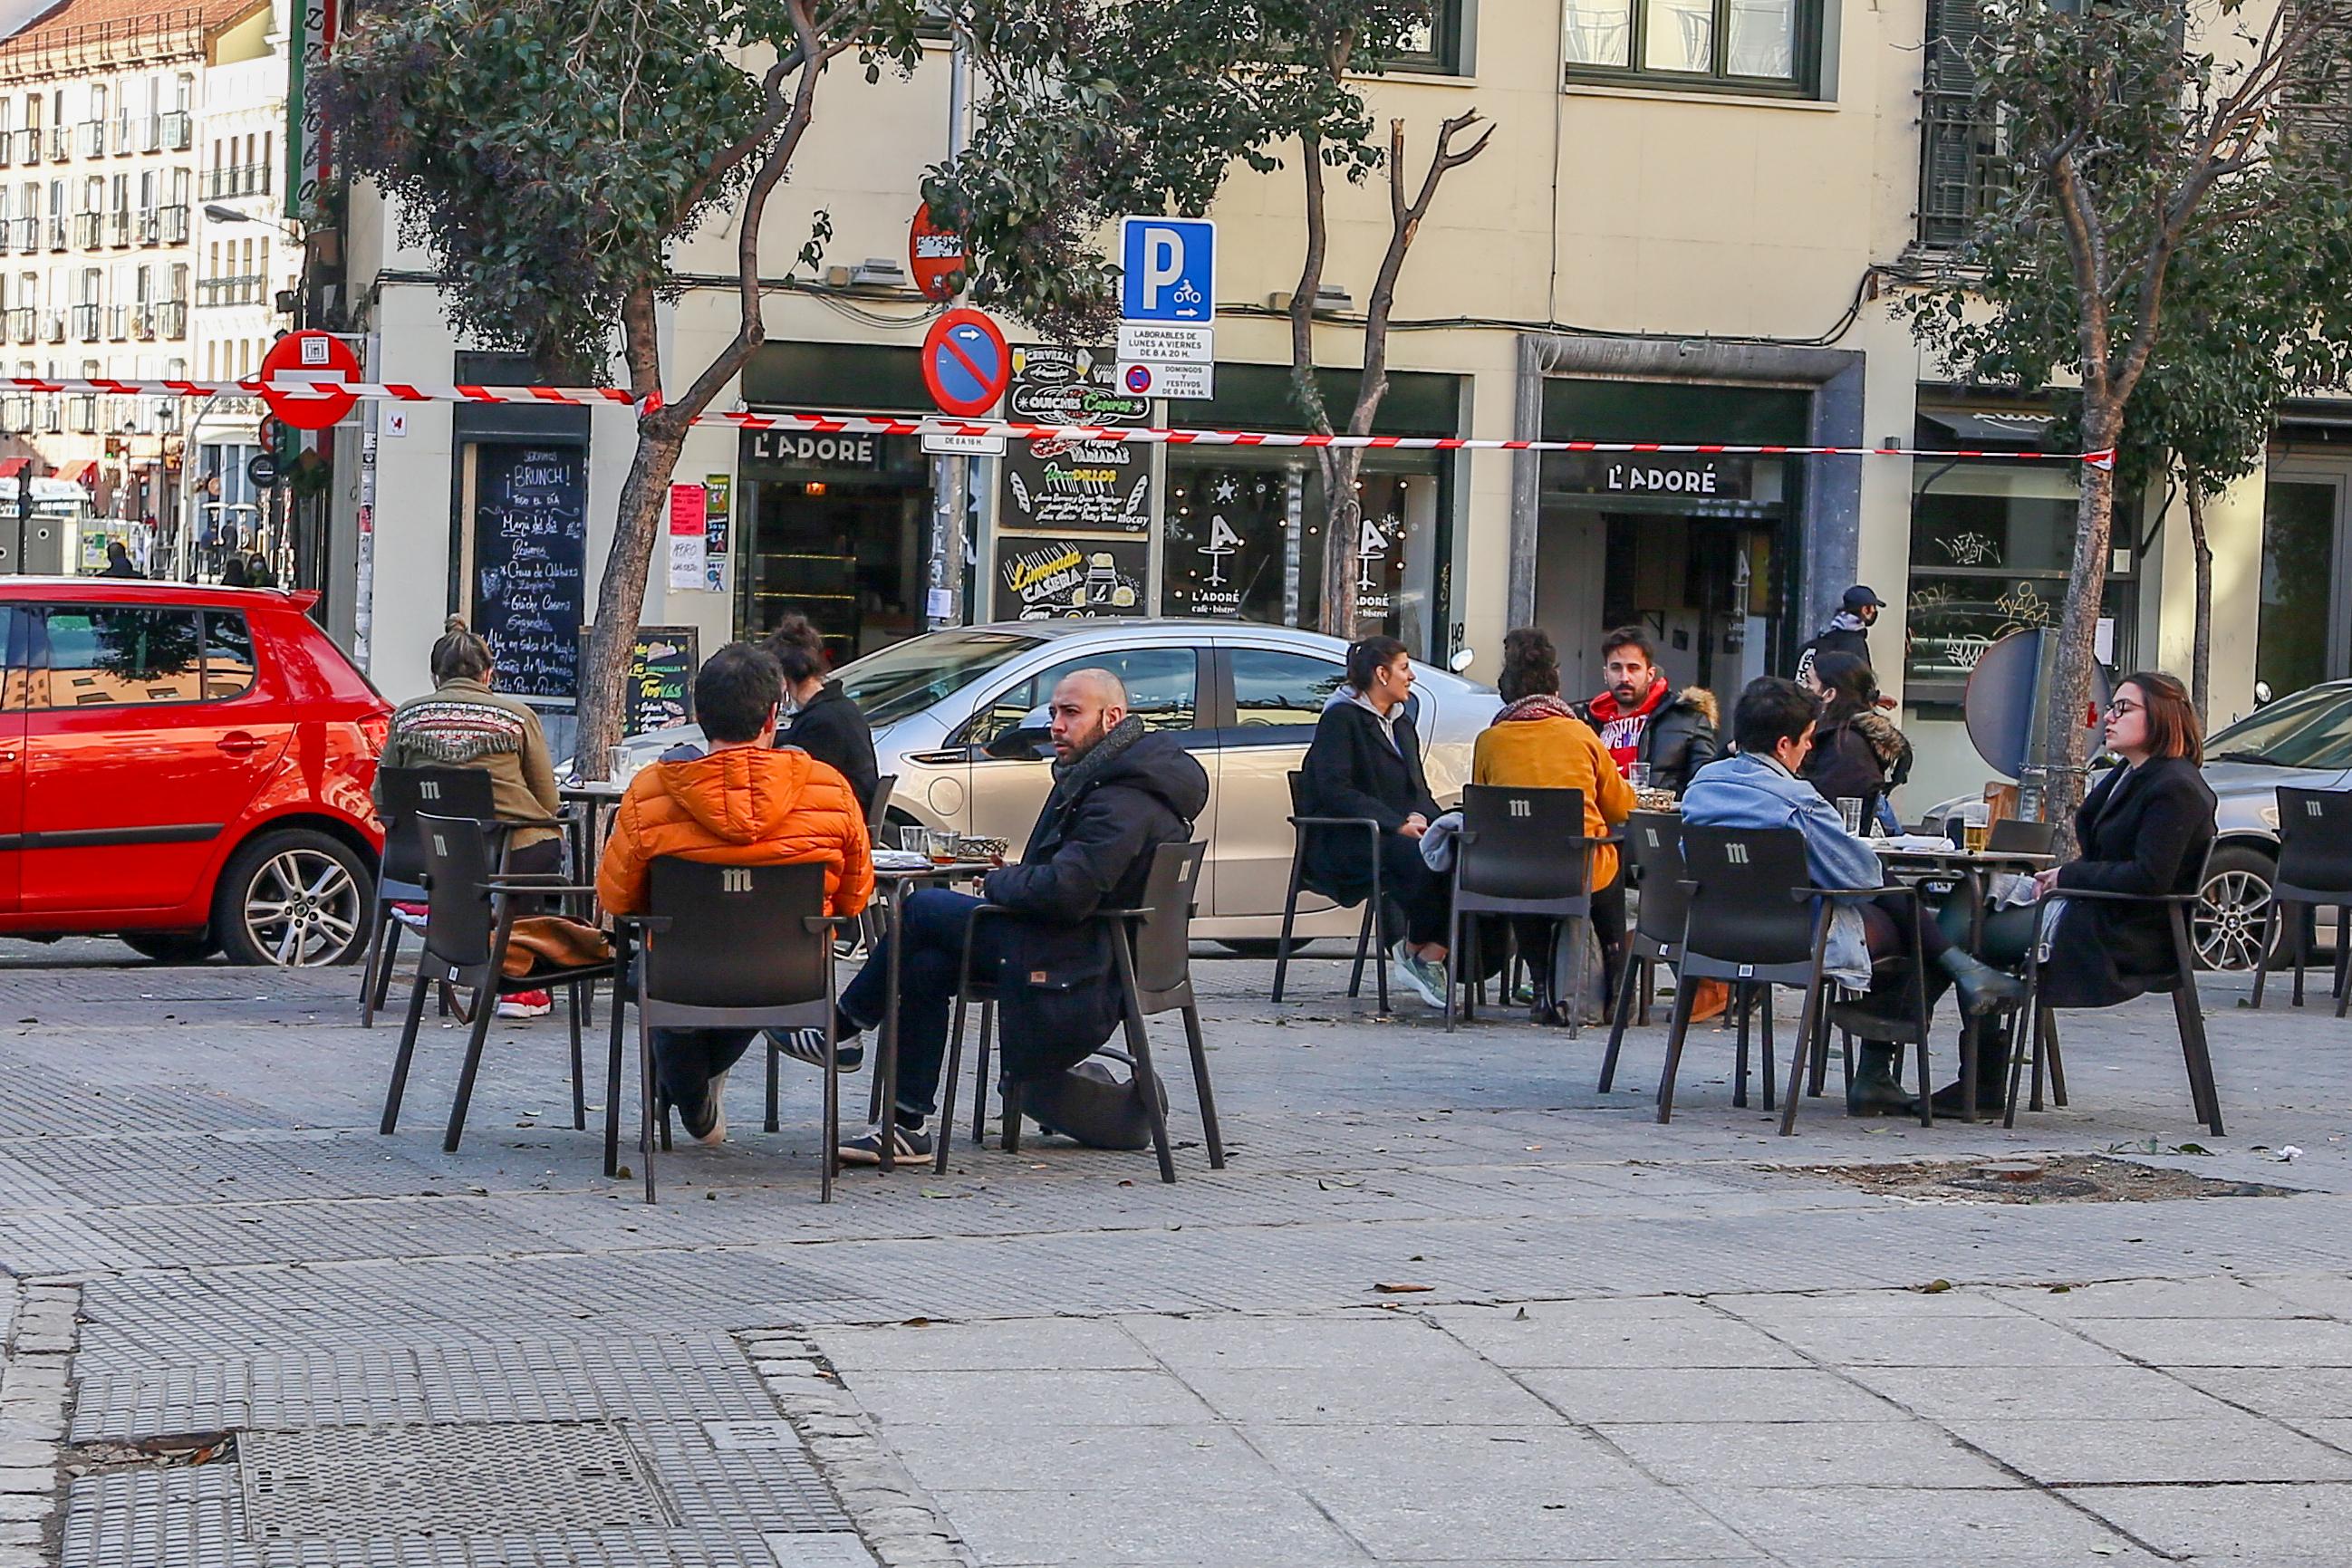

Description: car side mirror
[2254,680,2274,707]
[1449,648,1476,674]
[983,705,1056,762]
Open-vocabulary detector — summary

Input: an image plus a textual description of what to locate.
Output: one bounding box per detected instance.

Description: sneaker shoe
[837,1123,932,1166]
[680,1070,728,1145]
[1389,942,1448,1009]
[390,901,429,932]
[495,989,553,1019]
[766,1025,865,1073]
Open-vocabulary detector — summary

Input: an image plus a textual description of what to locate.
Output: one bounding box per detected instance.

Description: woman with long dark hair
[1800,651,1911,829]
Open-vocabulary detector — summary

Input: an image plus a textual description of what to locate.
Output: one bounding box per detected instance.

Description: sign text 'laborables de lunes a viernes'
[1548,453,1753,499]
[1001,346,1152,534]
[993,535,1149,620]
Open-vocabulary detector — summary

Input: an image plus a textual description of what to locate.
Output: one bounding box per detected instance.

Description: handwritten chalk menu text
[1000,346,1151,534]
[470,443,588,702]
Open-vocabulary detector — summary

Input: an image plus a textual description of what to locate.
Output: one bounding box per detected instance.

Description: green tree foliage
[323,0,931,774]
[931,1,1489,636]
[1908,0,2352,831]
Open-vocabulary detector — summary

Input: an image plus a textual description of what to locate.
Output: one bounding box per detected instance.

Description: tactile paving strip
[0,1134,455,1208]
[61,1467,259,1568]
[241,1421,674,1538]
[635,1421,849,1534]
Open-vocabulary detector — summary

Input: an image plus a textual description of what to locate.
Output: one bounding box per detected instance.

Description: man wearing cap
[1795,585,1883,688]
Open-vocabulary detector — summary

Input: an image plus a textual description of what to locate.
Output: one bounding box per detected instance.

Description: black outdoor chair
[613,859,853,1205]
[361,766,506,1028]
[1441,784,1596,1034]
[1656,825,1938,1134]
[2008,851,2225,1136]
[938,841,1220,1183]
[1272,771,1389,1012]
[379,813,617,1155]
[2251,787,2352,1015]
[1598,812,1700,1092]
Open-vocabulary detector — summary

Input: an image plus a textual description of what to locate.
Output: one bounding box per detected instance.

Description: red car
[0,578,389,966]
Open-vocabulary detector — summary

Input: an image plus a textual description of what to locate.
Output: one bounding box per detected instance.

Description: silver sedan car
[622,620,1501,944]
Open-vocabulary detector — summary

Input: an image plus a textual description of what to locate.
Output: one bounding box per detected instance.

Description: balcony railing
[157,204,188,244]
[0,394,29,433]
[4,307,32,342]
[0,134,12,169]
[69,303,97,341]
[130,304,154,339]
[8,218,34,252]
[204,163,271,198]
[104,303,126,340]
[136,208,158,245]
[106,210,129,247]
[41,312,63,343]
[79,120,103,159]
[47,126,69,163]
[198,273,269,307]
[45,219,66,252]
[64,393,95,433]
[12,130,37,165]
[159,111,190,152]
[72,211,101,248]
[157,298,186,339]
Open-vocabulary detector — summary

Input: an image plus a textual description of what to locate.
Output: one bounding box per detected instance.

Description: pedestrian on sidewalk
[824,668,1207,1165]
[596,642,873,1143]
[1793,584,1883,688]
[373,616,567,1018]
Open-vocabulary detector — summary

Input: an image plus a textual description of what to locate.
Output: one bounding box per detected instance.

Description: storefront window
[1162,454,1447,649]
[737,430,930,664]
[1904,435,2134,705]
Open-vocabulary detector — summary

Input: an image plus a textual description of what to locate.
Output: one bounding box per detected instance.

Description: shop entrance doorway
[737,430,931,663]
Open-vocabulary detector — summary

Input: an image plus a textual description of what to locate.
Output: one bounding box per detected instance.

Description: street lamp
[202,204,304,242]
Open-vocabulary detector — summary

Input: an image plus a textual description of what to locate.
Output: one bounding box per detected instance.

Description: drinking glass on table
[1836,796,1865,836]
[1627,762,1653,792]
[895,825,929,855]
[1962,803,1991,854]
[925,829,959,866]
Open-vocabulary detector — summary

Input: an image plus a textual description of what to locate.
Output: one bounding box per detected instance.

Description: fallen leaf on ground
[1913,1279,1953,1294]
[1373,1283,1432,1294]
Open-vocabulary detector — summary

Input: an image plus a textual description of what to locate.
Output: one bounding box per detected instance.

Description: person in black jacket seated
[1944,669,2217,1113]
[1299,635,1454,1008]
[766,614,881,816]
[827,668,1207,1165]
[1800,651,1912,831]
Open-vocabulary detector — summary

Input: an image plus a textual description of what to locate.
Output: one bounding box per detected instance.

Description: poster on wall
[1000,346,1152,534]
[469,443,587,702]
[994,535,1149,620]
[668,483,709,591]
[579,625,699,736]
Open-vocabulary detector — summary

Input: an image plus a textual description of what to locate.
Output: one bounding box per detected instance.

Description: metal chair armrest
[482,879,600,898]
[1811,882,1909,899]
[1289,813,1387,830]
[2043,886,2198,905]
[610,913,673,934]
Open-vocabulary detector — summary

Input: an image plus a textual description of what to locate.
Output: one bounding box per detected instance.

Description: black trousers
[1377,833,1452,948]
[1855,892,1953,1027]
[1508,867,1628,1001]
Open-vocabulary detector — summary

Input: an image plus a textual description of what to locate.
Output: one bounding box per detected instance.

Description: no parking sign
[921,309,1010,418]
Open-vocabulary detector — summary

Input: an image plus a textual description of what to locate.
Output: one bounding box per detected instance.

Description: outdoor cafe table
[867,859,997,1172]
[1867,841,2055,1122]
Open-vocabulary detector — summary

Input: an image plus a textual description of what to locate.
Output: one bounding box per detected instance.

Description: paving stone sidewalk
[0,947,2347,1565]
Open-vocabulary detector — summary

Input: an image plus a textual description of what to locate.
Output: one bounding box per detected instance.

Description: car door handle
[217,732,265,756]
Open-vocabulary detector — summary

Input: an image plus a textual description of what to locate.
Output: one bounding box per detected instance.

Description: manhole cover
[239,1421,674,1539]
[1773,1154,2303,1205]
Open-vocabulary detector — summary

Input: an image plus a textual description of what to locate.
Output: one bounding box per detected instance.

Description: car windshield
[2208,685,2352,768]
[835,630,1046,726]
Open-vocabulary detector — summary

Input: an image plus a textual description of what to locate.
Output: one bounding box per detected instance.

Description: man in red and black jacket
[1573,627,1720,796]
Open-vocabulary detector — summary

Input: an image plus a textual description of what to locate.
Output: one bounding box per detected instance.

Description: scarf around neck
[1497,694,1577,725]
[1050,713,1146,803]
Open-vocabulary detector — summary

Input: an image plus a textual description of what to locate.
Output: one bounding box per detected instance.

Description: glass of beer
[1962,803,1991,854]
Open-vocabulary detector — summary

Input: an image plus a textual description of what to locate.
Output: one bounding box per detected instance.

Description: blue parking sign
[1121,217,1215,323]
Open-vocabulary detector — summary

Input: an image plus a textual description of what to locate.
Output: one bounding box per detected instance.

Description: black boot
[1846,1041,1913,1117]
[1930,1018,2014,1114]
[1937,948,2027,1017]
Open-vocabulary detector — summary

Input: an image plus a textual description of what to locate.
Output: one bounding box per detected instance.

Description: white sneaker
[1390,943,1448,1009]
[697,1069,729,1146]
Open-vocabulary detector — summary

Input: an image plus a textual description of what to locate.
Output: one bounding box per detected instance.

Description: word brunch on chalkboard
[470,444,589,703]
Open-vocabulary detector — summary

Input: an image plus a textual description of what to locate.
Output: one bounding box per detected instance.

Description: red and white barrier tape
[0,377,2116,467]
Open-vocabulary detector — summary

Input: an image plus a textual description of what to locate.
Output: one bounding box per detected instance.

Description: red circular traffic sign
[909,204,965,303]
[258,331,360,430]
[921,309,1009,418]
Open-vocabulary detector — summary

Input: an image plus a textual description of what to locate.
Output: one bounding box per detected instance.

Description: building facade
[309,0,2345,801]
[0,0,283,569]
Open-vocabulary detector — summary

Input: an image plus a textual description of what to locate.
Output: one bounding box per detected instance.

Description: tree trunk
[1317,447,1365,639]
[571,420,688,778]
[2186,478,2212,724]
[2040,402,2121,851]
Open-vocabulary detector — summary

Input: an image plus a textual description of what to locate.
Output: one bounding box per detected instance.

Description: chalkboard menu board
[470,442,588,702]
[994,534,1149,620]
[580,625,699,736]
[1001,346,1151,534]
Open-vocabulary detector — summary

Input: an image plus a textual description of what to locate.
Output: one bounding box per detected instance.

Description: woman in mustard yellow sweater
[1472,629,1638,1024]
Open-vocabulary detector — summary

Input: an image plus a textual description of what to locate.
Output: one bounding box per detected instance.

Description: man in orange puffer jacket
[598,642,872,1144]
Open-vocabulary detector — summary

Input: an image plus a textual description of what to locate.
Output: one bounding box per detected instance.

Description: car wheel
[2193,843,2276,973]
[120,931,220,964]
[214,830,372,968]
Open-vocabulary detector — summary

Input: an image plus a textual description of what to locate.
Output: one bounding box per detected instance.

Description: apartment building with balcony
[188,0,290,549]
[333,1,2347,800]
[0,0,270,533]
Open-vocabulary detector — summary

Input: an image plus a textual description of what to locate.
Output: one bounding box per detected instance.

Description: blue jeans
[838,888,1006,1126]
